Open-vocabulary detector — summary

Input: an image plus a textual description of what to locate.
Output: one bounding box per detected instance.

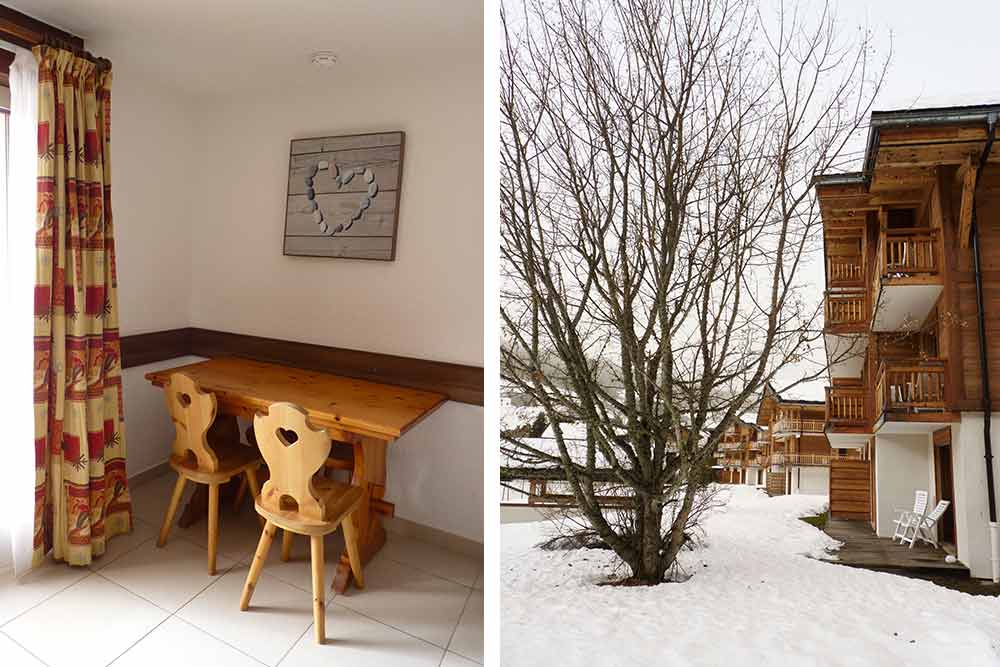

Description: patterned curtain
[32,46,131,567]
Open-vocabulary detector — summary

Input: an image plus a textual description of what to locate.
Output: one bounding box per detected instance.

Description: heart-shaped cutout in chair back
[277,428,299,446]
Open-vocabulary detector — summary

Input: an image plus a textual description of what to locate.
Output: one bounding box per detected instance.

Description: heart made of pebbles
[303,159,379,236]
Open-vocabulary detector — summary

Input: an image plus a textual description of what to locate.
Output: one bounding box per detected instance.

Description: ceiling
[6,0,483,97]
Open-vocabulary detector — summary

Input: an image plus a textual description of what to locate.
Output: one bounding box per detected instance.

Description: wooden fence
[829,459,870,521]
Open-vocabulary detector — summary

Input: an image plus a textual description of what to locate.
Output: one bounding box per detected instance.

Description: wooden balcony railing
[876,358,947,415]
[768,452,864,467]
[717,456,745,468]
[719,436,750,449]
[772,418,826,435]
[825,289,867,330]
[826,254,864,287]
[825,386,866,427]
[877,227,940,279]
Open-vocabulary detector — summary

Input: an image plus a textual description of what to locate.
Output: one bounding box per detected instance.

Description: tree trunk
[631,496,666,584]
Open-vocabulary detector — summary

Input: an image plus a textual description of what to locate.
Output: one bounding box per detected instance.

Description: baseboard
[383,516,483,560]
[128,460,171,487]
[127,462,483,561]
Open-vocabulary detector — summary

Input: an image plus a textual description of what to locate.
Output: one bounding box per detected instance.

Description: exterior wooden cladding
[830,459,871,521]
[819,141,1000,424]
[120,327,484,406]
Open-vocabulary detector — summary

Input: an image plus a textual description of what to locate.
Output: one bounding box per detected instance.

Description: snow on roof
[874,91,1000,114]
[500,396,545,433]
[778,377,827,404]
[500,436,617,469]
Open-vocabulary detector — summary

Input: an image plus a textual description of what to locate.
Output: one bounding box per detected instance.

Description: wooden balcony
[875,358,947,420]
[825,386,867,433]
[825,228,865,289]
[877,227,940,282]
[769,452,864,467]
[825,288,868,334]
[870,227,944,332]
[771,418,826,436]
[716,456,745,468]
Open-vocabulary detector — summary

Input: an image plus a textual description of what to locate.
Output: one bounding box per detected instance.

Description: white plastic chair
[901,500,951,549]
[891,490,928,543]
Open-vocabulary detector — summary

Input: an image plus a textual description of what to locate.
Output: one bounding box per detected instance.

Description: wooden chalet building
[818,102,1000,579]
[755,386,859,496]
[713,417,765,486]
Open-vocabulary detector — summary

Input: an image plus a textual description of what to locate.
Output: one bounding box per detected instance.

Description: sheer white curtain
[0,41,38,577]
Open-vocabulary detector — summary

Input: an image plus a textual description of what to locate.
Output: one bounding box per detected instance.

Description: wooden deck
[822,519,968,577]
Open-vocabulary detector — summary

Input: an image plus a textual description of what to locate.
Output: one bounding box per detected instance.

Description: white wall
[101,50,195,335]
[873,433,933,538]
[120,356,207,477]
[386,402,483,541]
[97,41,484,543]
[187,60,483,368]
[790,467,829,495]
[952,416,1000,579]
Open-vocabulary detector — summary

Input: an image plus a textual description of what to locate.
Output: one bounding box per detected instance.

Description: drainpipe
[971,115,999,582]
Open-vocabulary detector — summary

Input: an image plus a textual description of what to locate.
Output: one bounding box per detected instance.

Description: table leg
[332,437,389,593]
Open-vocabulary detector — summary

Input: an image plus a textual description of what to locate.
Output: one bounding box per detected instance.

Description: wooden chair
[157,373,263,574]
[237,426,354,562]
[240,402,365,644]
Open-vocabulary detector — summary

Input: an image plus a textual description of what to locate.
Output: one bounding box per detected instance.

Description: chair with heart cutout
[157,372,264,575]
[239,401,365,644]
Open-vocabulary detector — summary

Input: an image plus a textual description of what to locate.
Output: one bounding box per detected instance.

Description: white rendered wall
[791,467,829,495]
[185,60,483,368]
[873,433,933,538]
[120,356,207,477]
[951,416,1000,578]
[100,50,195,336]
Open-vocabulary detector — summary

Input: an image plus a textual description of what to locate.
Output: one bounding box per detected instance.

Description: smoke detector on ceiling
[310,51,338,67]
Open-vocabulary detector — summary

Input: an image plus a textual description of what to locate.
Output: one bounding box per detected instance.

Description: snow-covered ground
[502,486,1000,666]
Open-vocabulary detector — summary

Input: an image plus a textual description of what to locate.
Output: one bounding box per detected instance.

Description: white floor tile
[130,472,194,527]
[441,651,479,667]
[4,574,168,667]
[0,631,45,666]
[99,537,236,611]
[112,616,263,667]
[89,518,157,571]
[473,573,483,591]
[177,566,314,666]
[177,508,269,562]
[280,604,445,667]
[335,557,470,649]
[448,589,482,663]
[0,557,90,627]
[382,535,482,587]
[240,529,345,593]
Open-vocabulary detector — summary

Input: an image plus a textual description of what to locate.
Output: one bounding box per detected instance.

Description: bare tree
[500,0,887,584]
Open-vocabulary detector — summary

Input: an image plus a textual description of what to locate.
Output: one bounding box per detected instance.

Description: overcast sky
[832,0,1000,163]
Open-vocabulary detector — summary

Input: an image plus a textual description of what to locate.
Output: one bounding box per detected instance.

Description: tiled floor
[0,472,484,666]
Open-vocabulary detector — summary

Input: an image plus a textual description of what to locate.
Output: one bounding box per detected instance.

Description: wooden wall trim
[120,327,483,406]
[119,328,192,367]
[0,5,83,50]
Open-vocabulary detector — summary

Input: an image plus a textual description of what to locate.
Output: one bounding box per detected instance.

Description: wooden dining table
[145,356,446,592]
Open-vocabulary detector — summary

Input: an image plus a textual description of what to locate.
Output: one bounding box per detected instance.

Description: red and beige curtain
[32,45,131,567]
